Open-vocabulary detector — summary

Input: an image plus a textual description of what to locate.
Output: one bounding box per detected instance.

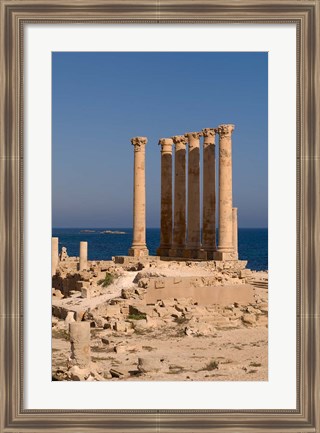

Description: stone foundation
[146,282,255,306]
[114,255,161,266]
[114,255,246,268]
[213,251,239,261]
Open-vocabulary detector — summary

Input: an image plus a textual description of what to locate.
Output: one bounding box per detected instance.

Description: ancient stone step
[248,278,268,290]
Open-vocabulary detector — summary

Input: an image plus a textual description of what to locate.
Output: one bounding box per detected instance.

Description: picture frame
[0,0,319,431]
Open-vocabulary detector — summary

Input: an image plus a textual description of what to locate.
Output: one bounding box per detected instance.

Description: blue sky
[52,52,268,228]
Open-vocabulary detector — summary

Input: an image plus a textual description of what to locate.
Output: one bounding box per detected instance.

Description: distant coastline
[100,230,126,235]
[79,229,127,234]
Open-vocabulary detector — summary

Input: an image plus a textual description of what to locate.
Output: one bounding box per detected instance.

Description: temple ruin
[51,125,268,382]
[128,124,238,261]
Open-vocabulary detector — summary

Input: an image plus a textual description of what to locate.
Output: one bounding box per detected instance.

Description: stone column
[157,138,173,257]
[232,207,239,259]
[69,322,91,369]
[214,124,235,260]
[169,135,187,258]
[51,237,59,276]
[128,137,149,257]
[202,128,217,259]
[184,132,202,259]
[79,241,88,271]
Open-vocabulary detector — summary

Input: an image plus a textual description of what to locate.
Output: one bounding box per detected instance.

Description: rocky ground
[52,255,268,381]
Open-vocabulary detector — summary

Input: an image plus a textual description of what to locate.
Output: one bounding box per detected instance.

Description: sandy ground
[52,323,267,381]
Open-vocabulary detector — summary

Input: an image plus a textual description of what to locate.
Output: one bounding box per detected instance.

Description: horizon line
[52,226,268,230]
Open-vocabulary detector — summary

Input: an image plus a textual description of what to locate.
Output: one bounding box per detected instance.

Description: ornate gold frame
[0,1,319,431]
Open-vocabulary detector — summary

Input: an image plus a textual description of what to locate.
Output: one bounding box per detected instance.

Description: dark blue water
[52,228,268,271]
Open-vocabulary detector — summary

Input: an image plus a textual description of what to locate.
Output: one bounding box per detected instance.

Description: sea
[52,228,268,271]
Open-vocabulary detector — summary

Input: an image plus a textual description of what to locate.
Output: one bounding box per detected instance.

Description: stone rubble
[52,254,268,382]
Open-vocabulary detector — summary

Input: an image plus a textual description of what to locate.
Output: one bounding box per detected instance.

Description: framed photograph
[1,0,319,432]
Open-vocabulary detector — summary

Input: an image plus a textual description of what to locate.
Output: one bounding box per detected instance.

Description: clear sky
[52,52,268,228]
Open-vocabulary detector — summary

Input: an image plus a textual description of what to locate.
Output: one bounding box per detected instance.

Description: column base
[128,247,149,258]
[183,249,207,260]
[213,251,238,261]
[156,246,171,257]
[168,247,185,258]
[203,249,217,260]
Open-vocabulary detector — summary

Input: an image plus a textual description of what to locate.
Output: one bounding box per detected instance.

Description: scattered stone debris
[138,356,166,373]
[52,254,268,381]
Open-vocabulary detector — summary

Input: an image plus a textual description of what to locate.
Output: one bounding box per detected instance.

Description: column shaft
[69,322,91,369]
[232,207,239,259]
[157,138,173,256]
[202,128,217,259]
[184,132,202,258]
[79,241,88,271]
[169,136,187,257]
[215,124,235,260]
[51,237,59,277]
[128,137,149,257]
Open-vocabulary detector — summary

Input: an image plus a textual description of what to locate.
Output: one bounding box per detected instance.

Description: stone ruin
[128,124,238,261]
[51,252,268,381]
[51,123,268,381]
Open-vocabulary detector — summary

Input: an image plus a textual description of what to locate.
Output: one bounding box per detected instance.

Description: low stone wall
[145,280,255,306]
[52,273,83,296]
[113,255,161,270]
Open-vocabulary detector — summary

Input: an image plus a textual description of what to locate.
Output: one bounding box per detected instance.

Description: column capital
[172,135,187,149]
[158,138,173,154]
[184,131,203,141]
[202,128,216,145]
[216,124,235,137]
[185,132,202,150]
[131,136,148,151]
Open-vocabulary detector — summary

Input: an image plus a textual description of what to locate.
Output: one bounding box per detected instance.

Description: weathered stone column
[169,135,187,258]
[202,128,217,259]
[214,124,235,260]
[128,137,149,257]
[79,241,88,271]
[69,322,91,369]
[232,207,239,259]
[51,237,59,276]
[157,138,173,257]
[184,132,202,259]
